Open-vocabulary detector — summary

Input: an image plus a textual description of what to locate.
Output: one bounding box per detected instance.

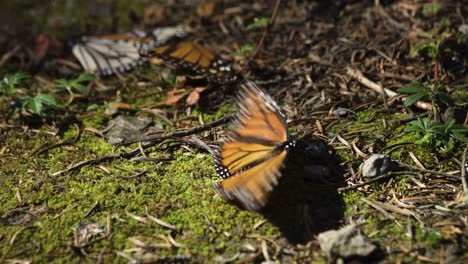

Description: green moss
[416,230,442,249]
[203,102,234,122]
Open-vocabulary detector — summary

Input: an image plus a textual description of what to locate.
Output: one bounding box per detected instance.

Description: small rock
[318,224,378,260]
[361,154,394,178]
[105,115,163,145]
[333,107,351,117]
[459,24,468,35]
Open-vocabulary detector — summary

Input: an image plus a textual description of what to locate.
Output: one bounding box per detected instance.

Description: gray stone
[362,154,394,178]
[318,224,377,259]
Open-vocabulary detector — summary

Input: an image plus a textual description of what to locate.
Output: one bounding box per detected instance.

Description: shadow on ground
[260,137,345,244]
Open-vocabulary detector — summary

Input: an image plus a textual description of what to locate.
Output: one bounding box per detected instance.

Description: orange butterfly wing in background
[140,41,238,84]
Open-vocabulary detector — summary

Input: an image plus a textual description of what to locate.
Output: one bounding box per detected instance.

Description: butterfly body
[214,81,295,211]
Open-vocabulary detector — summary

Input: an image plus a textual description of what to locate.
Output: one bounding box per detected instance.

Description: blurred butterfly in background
[213,81,296,211]
[139,40,238,84]
[70,25,188,76]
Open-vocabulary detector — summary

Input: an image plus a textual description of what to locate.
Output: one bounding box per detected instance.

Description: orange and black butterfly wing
[215,150,288,211]
[139,41,238,84]
[214,81,295,211]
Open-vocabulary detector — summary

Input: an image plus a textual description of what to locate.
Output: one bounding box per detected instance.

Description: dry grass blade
[361,197,392,219]
[146,214,177,231]
[351,140,368,158]
[167,234,185,248]
[125,211,149,224]
[337,135,352,149]
[408,152,426,169]
[391,190,416,209]
[53,204,78,219]
[252,220,267,230]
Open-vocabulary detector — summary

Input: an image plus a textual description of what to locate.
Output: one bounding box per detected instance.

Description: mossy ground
[1,0,467,263]
[1,90,466,262]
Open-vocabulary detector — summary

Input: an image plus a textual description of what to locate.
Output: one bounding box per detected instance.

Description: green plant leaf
[246,17,269,31]
[30,97,44,114]
[422,3,441,17]
[404,93,427,107]
[55,74,94,95]
[72,84,90,95]
[232,44,255,57]
[415,133,433,144]
[35,93,57,106]
[398,82,429,94]
[55,79,69,86]
[0,72,31,95]
[28,94,57,114]
[443,119,456,131]
[451,129,468,143]
[445,138,455,150]
[76,73,95,82]
[86,103,100,111]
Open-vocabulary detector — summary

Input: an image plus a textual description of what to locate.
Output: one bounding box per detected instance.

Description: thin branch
[397,162,461,179]
[121,115,232,146]
[250,0,282,59]
[461,147,468,204]
[52,116,232,176]
[0,46,21,67]
[52,143,157,176]
[346,67,432,111]
[338,171,411,192]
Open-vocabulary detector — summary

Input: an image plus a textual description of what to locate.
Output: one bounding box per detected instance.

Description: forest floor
[0,1,467,263]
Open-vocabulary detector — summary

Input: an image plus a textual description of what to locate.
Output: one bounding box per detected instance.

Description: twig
[52,117,231,176]
[461,147,468,204]
[52,143,156,176]
[250,0,282,59]
[0,46,21,67]
[28,124,81,157]
[361,197,392,219]
[397,162,461,179]
[121,115,232,146]
[338,171,418,192]
[346,67,432,111]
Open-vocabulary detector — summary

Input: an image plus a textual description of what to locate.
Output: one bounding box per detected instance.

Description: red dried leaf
[33,34,63,60]
[165,89,185,105]
[194,86,208,93]
[186,90,200,105]
[186,87,207,105]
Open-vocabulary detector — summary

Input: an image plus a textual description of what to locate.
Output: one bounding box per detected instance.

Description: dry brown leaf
[186,87,207,105]
[165,89,185,105]
[186,90,200,105]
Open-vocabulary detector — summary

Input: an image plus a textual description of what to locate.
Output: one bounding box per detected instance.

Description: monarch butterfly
[139,41,238,84]
[71,26,188,76]
[213,81,296,211]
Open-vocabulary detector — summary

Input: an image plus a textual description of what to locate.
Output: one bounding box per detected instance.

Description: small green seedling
[55,73,95,95]
[232,44,254,57]
[398,81,451,109]
[405,117,468,150]
[17,94,57,115]
[0,72,31,95]
[246,17,269,31]
[422,3,441,17]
